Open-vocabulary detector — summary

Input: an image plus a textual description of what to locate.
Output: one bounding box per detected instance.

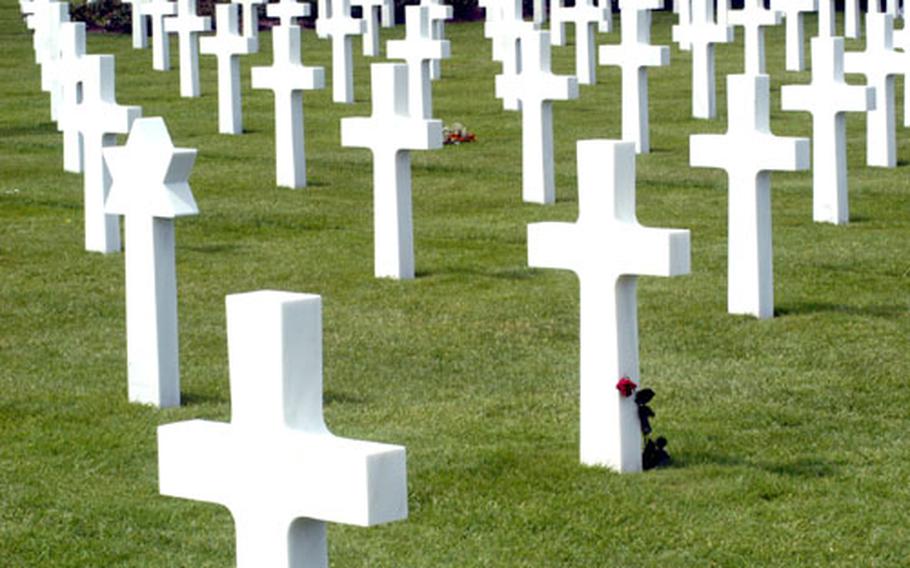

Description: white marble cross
[387,5,450,119]
[770,0,816,72]
[35,2,69,123]
[844,13,903,168]
[528,140,690,473]
[72,54,142,254]
[551,0,568,46]
[232,0,264,38]
[53,22,88,174]
[485,0,534,111]
[158,290,408,568]
[251,25,325,188]
[164,0,211,97]
[716,0,730,26]
[123,0,150,48]
[846,0,861,38]
[727,0,781,75]
[671,0,691,51]
[534,0,546,24]
[561,0,610,85]
[104,117,197,409]
[600,0,669,154]
[496,29,578,204]
[690,74,809,319]
[818,0,836,37]
[891,17,910,126]
[268,0,310,28]
[145,0,177,71]
[316,0,364,103]
[351,0,385,56]
[421,0,453,80]
[782,37,875,225]
[675,0,732,119]
[200,4,258,135]
[341,63,442,279]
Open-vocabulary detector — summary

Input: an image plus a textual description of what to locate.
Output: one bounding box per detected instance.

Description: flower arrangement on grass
[616,376,671,470]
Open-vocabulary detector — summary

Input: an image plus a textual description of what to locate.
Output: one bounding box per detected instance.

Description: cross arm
[341,117,443,152]
[528,222,581,272]
[200,35,258,56]
[599,44,670,69]
[620,226,690,277]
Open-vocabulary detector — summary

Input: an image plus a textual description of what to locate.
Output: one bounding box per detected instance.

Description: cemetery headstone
[54,22,88,174]
[145,0,177,71]
[528,139,691,472]
[251,25,325,189]
[727,0,781,75]
[387,5,450,119]
[782,37,874,225]
[485,0,533,111]
[340,63,443,279]
[351,0,385,56]
[421,0,453,80]
[818,0,836,37]
[124,0,151,48]
[672,0,691,51]
[495,29,578,204]
[600,0,669,154]
[164,0,212,98]
[316,0,365,103]
[844,12,902,168]
[158,290,408,568]
[200,3,258,135]
[690,74,810,319]
[268,0,310,28]
[36,2,69,123]
[846,0,861,38]
[233,0,264,38]
[560,0,610,85]
[770,0,816,72]
[675,0,732,119]
[103,117,197,408]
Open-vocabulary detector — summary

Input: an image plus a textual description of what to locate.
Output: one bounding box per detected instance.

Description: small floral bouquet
[442,122,476,145]
[616,376,671,470]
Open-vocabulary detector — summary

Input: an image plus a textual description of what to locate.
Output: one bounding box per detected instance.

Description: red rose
[616,377,637,397]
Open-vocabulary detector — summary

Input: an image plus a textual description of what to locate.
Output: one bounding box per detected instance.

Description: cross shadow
[775,302,907,319]
[673,451,838,478]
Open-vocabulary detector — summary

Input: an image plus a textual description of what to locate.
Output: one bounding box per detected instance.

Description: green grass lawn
[2,5,909,566]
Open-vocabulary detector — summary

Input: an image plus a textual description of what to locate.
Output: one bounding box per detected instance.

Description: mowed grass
[2,5,910,566]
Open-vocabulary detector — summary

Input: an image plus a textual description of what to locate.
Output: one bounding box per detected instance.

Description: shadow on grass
[180,391,227,407]
[184,243,242,255]
[416,266,536,280]
[324,390,366,406]
[674,451,839,478]
[775,302,907,319]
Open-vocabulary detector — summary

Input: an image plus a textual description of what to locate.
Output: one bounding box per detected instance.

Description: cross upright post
[671,0,691,51]
[267,0,310,28]
[387,5,450,119]
[351,0,387,56]
[104,118,197,408]
[844,13,903,168]
[341,63,443,279]
[35,2,69,124]
[485,0,534,111]
[251,25,325,188]
[232,0,264,38]
[561,0,611,85]
[123,0,150,48]
[164,0,211,97]
[316,0,365,103]
[690,74,810,319]
[727,0,782,75]
[72,54,142,254]
[770,0,816,72]
[495,29,578,204]
[818,0,836,38]
[528,140,691,473]
[600,0,670,154]
[846,0,861,38]
[145,0,177,71]
[716,0,730,25]
[551,0,567,45]
[421,0,453,80]
[200,4,258,135]
[158,290,408,567]
[676,0,732,119]
[31,0,68,67]
[54,22,88,174]
[782,37,875,224]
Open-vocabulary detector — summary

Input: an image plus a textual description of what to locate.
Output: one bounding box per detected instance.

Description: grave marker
[818,0,836,38]
[351,0,385,56]
[528,140,690,473]
[727,0,781,75]
[104,117,197,408]
[387,5,450,119]
[145,0,177,71]
[690,74,810,319]
[233,0,264,38]
[495,29,578,204]
[123,0,150,48]
[54,22,88,174]
[485,0,533,111]
[200,4,258,135]
[421,0,453,80]
[561,0,610,85]
[252,25,325,188]
[600,0,669,154]
[164,0,211,97]
[672,0,691,51]
[35,2,69,122]
[782,37,875,224]
[770,0,816,72]
[316,0,364,103]
[341,63,442,279]
[268,0,309,28]
[675,0,732,119]
[846,0,861,38]
[158,290,408,568]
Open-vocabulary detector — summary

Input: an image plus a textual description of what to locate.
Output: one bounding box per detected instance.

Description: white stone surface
[54,22,88,174]
[104,117,197,408]
[316,0,364,103]
[846,0,861,38]
[561,0,610,85]
[600,0,669,154]
[527,140,690,473]
[233,0,264,38]
[145,0,177,71]
[716,0,730,26]
[252,25,325,188]
[124,0,150,48]
[157,290,408,568]
[200,4,258,135]
[770,0,815,72]
[496,30,578,204]
[387,5,450,119]
[72,55,142,254]
[341,64,442,279]
[485,0,534,111]
[164,0,211,97]
[351,0,385,56]
[380,0,395,27]
[35,2,69,123]
[844,13,902,168]
[690,74,809,319]
[818,0,836,37]
[727,0,781,75]
[421,0,453,80]
[675,0,732,119]
[671,0,691,51]
[782,37,875,225]
[550,0,567,46]
[267,0,310,28]
[534,0,546,25]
